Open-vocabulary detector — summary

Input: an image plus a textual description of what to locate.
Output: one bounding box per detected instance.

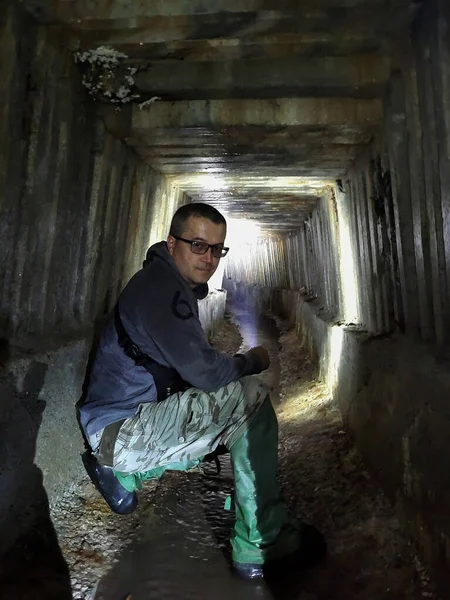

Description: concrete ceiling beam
[125,128,373,146]
[72,11,411,46]
[172,174,330,186]
[195,208,316,216]
[135,145,363,158]
[107,36,389,62]
[184,196,319,205]
[183,193,320,200]
[188,196,320,203]
[146,157,350,167]
[157,165,345,176]
[131,55,389,100]
[131,98,382,130]
[179,190,325,197]
[47,0,412,21]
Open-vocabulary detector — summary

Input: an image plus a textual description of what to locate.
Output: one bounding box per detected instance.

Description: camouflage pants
[109,376,269,474]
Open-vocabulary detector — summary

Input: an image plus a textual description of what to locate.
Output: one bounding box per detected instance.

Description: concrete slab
[107,35,390,62]
[132,55,389,100]
[132,98,382,129]
[45,0,411,21]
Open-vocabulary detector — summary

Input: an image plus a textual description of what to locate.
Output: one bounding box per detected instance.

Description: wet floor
[94,465,289,600]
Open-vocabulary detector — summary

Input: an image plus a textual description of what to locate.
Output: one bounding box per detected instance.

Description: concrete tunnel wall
[0,4,226,556]
[2,0,450,592]
[224,0,450,588]
[0,4,187,343]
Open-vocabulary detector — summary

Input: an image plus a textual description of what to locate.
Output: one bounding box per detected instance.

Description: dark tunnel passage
[1,0,450,598]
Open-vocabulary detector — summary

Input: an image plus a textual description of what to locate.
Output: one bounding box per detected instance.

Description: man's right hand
[245,346,271,372]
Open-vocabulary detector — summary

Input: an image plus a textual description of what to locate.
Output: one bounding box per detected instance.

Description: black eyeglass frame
[173,236,230,258]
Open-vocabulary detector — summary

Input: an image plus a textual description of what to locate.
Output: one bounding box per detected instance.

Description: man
[78,202,325,580]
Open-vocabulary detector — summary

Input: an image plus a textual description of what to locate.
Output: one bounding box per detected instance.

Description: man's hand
[245,346,270,372]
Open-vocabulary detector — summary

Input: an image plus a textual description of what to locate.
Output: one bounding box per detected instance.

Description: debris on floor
[271,317,440,599]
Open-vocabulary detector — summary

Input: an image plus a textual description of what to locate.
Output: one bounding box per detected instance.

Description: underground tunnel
[1,0,450,598]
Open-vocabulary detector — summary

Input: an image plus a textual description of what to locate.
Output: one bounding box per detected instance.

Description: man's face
[167,215,227,288]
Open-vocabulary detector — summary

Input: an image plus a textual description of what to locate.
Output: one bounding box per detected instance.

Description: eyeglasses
[173,236,229,258]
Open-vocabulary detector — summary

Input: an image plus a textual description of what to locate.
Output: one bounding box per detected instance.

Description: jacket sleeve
[136,288,264,392]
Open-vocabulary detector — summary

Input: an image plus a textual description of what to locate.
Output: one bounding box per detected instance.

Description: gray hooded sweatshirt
[79,241,263,437]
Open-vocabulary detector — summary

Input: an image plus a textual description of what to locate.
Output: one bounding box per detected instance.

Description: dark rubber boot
[233,523,327,580]
[82,450,138,515]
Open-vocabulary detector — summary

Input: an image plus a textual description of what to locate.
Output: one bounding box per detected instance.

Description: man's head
[167,203,228,288]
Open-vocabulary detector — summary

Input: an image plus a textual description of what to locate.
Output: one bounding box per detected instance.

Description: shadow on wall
[0,340,73,600]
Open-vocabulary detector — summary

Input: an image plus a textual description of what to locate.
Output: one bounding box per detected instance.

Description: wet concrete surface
[94,466,292,600]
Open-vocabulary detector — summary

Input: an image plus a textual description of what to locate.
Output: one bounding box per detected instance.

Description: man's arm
[137,291,269,391]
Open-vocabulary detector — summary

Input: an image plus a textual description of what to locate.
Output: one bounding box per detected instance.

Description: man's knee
[239,375,270,403]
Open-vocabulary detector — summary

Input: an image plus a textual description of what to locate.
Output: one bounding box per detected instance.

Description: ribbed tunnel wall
[2,0,450,593]
[0,4,197,555]
[224,1,450,587]
[0,6,187,343]
[225,193,341,322]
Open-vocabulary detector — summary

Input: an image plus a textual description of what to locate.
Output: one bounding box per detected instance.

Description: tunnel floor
[44,303,440,600]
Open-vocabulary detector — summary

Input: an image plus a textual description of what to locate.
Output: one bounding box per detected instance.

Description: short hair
[169,202,226,237]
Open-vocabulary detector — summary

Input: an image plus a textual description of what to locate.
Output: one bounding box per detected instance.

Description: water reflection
[94,463,291,600]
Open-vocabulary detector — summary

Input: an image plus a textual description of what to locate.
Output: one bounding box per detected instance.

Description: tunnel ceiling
[26,0,419,231]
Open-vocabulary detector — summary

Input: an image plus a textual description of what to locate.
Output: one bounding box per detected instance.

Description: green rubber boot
[229,395,326,579]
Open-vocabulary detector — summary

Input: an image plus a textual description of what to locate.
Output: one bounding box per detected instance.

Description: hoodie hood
[142,241,169,268]
[143,241,209,300]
